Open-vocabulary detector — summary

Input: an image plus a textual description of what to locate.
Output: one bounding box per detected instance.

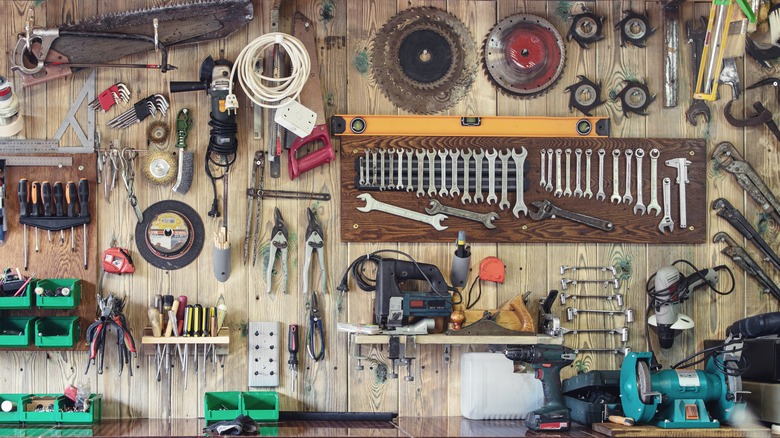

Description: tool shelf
[353,333,563,345]
[140,327,230,356]
[204,391,278,424]
[35,316,80,348]
[33,278,81,309]
[0,393,102,424]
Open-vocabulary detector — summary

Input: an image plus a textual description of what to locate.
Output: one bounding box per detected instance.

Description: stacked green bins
[58,394,102,424]
[204,392,279,424]
[35,317,79,348]
[242,392,279,422]
[21,394,59,424]
[0,317,36,347]
[34,279,81,309]
[204,392,242,424]
[0,394,25,423]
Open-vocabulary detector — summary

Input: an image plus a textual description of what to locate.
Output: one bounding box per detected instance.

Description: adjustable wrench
[485,149,498,204]
[511,147,528,217]
[647,149,661,215]
[416,149,425,197]
[426,199,498,229]
[498,149,511,210]
[396,148,405,190]
[546,149,554,192]
[561,278,620,291]
[529,199,614,231]
[371,151,378,186]
[540,149,547,188]
[634,149,646,215]
[566,307,634,322]
[406,149,414,193]
[623,149,633,204]
[596,149,606,201]
[426,149,437,197]
[357,193,448,231]
[666,157,691,229]
[560,292,624,306]
[379,149,387,191]
[610,149,621,204]
[560,326,629,342]
[437,150,448,197]
[574,149,583,198]
[554,149,563,197]
[584,149,593,198]
[473,149,485,203]
[387,148,396,190]
[658,177,674,233]
[450,149,461,197]
[563,149,572,197]
[461,149,473,204]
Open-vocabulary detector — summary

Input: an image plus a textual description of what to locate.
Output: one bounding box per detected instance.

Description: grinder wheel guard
[371,7,477,114]
[484,14,566,98]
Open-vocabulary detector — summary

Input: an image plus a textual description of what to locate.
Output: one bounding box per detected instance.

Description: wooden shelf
[140,327,230,356]
[354,333,563,345]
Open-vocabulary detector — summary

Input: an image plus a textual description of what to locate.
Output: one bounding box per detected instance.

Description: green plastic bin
[0,281,33,309]
[21,394,59,424]
[58,394,102,424]
[35,317,79,348]
[34,279,81,309]
[0,394,25,423]
[0,317,36,347]
[241,392,279,422]
[204,392,242,424]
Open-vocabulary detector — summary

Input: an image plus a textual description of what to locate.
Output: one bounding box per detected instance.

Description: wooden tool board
[592,422,771,437]
[339,137,706,244]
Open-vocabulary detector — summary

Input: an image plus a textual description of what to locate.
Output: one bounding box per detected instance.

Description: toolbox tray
[34,279,81,309]
[35,316,79,348]
[0,317,36,347]
[562,370,621,426]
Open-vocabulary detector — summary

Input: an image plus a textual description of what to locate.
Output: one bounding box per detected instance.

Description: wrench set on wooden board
[339,137,706,244]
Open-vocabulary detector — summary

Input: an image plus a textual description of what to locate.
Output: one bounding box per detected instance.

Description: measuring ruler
[331,115,610,137]
[0,156,73,167]
[0,140,91,155]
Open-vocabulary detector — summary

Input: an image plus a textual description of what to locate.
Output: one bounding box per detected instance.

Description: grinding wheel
[636,359,653,404]
[135,200,204,270]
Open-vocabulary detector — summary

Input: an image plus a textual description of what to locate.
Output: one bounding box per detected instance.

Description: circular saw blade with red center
[484,14,566,98]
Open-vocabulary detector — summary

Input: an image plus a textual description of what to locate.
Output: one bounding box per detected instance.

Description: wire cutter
[266,207,289,294]
[302,208,325,295]
[307,291,324,361]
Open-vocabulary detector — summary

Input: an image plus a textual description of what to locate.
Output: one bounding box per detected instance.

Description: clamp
[303,208,326,295]
[266,207,289,294]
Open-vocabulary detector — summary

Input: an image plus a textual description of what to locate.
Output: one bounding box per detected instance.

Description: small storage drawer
[34,279,81,309]
[204,392,242,424]
[0,394,26,423]
[58,394,102,424]
[241,391,279,422]
[0,317,36,347]
[35,317,79,348]
[0,280,33,309]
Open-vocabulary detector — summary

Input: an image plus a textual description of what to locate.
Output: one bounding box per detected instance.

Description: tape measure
[135,200,204,270]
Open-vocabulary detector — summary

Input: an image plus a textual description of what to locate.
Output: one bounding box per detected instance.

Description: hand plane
[375,258,452,329]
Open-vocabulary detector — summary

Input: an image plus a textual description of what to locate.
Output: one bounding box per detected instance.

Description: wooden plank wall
[0,0,777,421]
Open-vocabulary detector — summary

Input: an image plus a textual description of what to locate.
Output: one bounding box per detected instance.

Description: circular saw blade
[371,7,477,114]
[484,14,566,98]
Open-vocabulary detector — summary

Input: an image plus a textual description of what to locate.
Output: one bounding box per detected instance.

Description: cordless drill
[503,344,576,431]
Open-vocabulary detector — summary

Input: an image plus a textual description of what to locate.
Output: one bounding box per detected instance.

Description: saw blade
[484,14,566,98]
[371,7,477,114]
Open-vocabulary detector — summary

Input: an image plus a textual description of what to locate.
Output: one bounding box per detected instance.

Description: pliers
[266,207,289,294]
[302,208,326,295]
[307,291,324,361]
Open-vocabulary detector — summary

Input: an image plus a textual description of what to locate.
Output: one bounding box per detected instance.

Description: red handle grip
[288,124,335,180]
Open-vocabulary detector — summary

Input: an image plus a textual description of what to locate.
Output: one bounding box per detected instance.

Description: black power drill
[503,344,576,431]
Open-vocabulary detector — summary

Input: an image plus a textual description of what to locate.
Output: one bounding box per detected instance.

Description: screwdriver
[66,182,76,253]
[78,178,89,269]
[41,181,51,243]
[288,324,299,391]
[17,179,28,270]
[53,182,64,244]
[30,181,39,253]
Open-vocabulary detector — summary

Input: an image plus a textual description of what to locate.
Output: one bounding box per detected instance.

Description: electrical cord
[228,32,310,110]
[671,336,750,377]
[205,116,238,217]
[465,276,483,309]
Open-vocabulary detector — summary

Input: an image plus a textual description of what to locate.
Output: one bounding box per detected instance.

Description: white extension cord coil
[228,32,311,110]
[0,76,23,137]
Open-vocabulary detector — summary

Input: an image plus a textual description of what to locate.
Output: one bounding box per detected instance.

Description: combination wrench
[554,149,563,197]
[473,149,485,203]
[511,147,528,217]
[359,157,367,186]
[564,149,572,197]
[540,149,547,188]
[405,149,414,192]
[450,149,461,197]
[623,149,633,204]
[666,158,691,229]
[596,149,606,201]
[387,148,396,190]
[634,149,646,215]
[357,193,448,231]
[396,148,404,190]
[647,148,661,215]
[546,148,554,192]
[426,200,498,229]
[461,149,473,204]
[574,148,583,198]
[415,149,425,197]
[437,150,448,197]
[584,149,593,198]
[379,149,387,191]
[658,177,674,233]
[610,149,621,204]
[371,150,378,186]
[426,149,437,197]
[485,149,498,204]
[498,149,511,210]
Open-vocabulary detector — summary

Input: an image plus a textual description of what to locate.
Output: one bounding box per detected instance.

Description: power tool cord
[205,116,238,217]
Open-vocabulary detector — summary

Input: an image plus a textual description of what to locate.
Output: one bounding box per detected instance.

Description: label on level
[676,369,700,387]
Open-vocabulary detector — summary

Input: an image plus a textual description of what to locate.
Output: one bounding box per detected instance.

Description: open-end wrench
[554,149,563,197]
[485,149,498,204]
[357,193,448,231]
[666,157,691,229]
[560,326,629,342]
[566,307,634,322]
[498,149,511,210]
[416,149,425,197]
[634,149,646,215]
[371,151,378,186]
[461,149,473,204]
[379,149,387,191]
[426,199,498,229]
[546,149,554,192]
[529,199,614,231]
[596,149,606,201]
[405,149,414,192]
[359,157,367,186]
[564,149,573,197]
[573,347,632,356]
[396,148,405,190]
[560,265,617,276]
[450,149,461,197]
[584,149,593,198]
[387,148,396,190]
[623,149,633,204]
[659,177,674,233]
[561,278,620,291]
[610,149,621,204]
[647,149,661,215]
[437,150,448,197]
[473,149,485,203]
[574,149,583,198]
[560,292,624,306]
[511,147,528,218]
[426,149,437,197]
[540,149,547,188]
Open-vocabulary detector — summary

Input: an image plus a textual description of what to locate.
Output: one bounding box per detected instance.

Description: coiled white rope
[228,32,310,110]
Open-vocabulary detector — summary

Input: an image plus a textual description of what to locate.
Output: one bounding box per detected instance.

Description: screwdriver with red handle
[288,324,299,391]
[66,181,77,253]
[78,179,89,269]
[17,179,28,269]
[30,181,39,253]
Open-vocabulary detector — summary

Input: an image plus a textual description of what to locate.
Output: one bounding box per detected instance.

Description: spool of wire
[0,77,23,137]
